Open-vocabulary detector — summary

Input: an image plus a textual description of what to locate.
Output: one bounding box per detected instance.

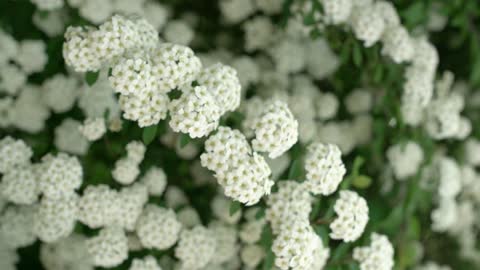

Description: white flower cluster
[330,190,369,242]
[54,118,90,155]
[266,181,312,234]
[63,15,157,72]
[246,100,298,158]
[86,226,128,268]
[33,195,78,243]
[272,220,326,270]
[40,234,93,270]
[79,118,106,141]
[140,166,167,196]
[201,127,274,205]
[37,153,83,199]
[174,226,217,270]
[41,74,79,113]
[77,184,120,229]
[431,157,462,232]
[0,206,36,249]
[135,204,182,250]
[304,142,346,195]
[0,137,32,174]
[386,141,424,180]
[168,86,221,138]
[112,141,146,185]
[425,72,468,140]
[129,256,162,270]
[313,0,441,130]
[353,233,395,270]
[209,222,238,265]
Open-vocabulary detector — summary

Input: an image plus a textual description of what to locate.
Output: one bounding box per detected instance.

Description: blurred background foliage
[1,0,480,269]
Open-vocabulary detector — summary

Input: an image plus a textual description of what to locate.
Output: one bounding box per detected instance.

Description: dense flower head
[353,233,395,270]
[209,222,238,264]
[169,86,222,138]
[381,26,414,63]
[330,190,369,242]
[115,183,149,231]
[304,142,346,195]
[0,164,39,205]
[15,40,48,74]
[63,26,102,72]
[150,43,202,91]
[374,1,400,27]
[77,184,120,229]
[243,16,275,51]
[163,20,194,46]
[0,137,32,173]
[33,195,78,243]
[86,226,129,268]
[135,204,182,250]
[41,74,79,113]
[321,0,353,25]
[141,167,167,196]
[248,100,298,159]
[220,0,256,24]
[387,141,424,180]
[266,181,312,234]
[175,226,217,270]
[129,256,162,270]
[40,234,93,270]
[54,118,90,155]
[109,54,158,97]
[79,117,106,141]
[272,220,322,270]
[197,63,242,114]
[349,4,385,47]
[0,206,36,249]
[37,153,83,199]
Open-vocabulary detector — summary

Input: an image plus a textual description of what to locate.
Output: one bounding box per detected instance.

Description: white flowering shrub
[1,1,480,270]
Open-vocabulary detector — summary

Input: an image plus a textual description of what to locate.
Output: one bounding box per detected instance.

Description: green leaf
[260,225,275,270]
[263,249,275,270]
[331,242,351,261]
[352,175,372,189]
[255,208,266,220]
[402,2,425,27]
[178,133,191,148]
[352,42,362,67]
[313,225,329,246]
[288,159,302,180]
[142,125,158,145]
[229,201,241,216]
[85,71,99,86]
[470,57,480,86]
[303,13,316,25]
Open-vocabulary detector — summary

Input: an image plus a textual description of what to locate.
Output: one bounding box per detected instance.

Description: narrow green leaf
[229,201,241,216]
[288,159,302,180]
[263,250,275,270]
[142,125,158,145]
[179,133,191,148]
[85,71,99,86]
[352,42,362,67]
[313,225,329,246]
[470,58,480,86]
